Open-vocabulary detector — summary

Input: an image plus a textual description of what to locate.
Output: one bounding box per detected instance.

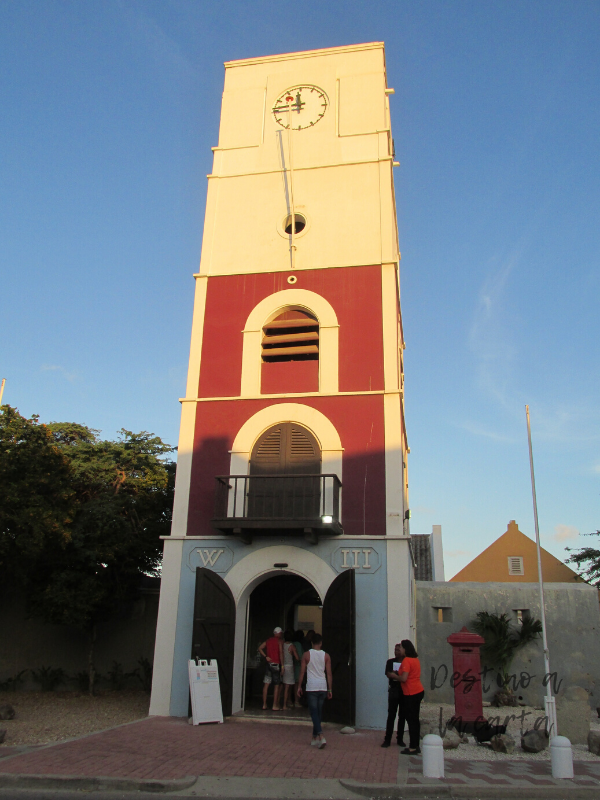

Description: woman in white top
[282,629,300,709]
[297,633,333,748]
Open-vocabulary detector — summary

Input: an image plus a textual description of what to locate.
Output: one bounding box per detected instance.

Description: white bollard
[550,736,574,779]
[422,734,444,779]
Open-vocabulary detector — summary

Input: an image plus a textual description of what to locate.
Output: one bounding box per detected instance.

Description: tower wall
[150,43,413,729]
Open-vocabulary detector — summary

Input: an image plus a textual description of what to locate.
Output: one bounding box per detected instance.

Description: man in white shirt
[297,633,332,748]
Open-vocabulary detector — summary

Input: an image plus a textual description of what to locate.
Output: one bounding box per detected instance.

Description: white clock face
[272,85,329,130]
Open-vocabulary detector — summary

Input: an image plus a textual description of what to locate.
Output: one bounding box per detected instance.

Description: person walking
[397,639,424,755]
[381,642,406,747]
[258,627,284,710]
[297,633,332,748]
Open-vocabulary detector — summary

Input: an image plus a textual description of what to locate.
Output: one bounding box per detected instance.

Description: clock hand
[273,103,301,112]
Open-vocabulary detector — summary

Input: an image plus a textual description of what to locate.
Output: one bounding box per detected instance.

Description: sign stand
[188,659,223,724]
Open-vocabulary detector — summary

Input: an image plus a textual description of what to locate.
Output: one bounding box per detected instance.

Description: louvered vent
[262,310,319,361]
[508,556,524,576]
[254,428,282,463]
[289,427,317,461]
[250,423,321,476]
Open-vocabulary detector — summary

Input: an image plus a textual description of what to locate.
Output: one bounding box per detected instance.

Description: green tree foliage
[566,532,600,585]
[471,611,542,691]
[0,406,175,693]
[0,406,74,582]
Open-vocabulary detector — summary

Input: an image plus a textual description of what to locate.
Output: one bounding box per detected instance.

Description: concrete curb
[340,778,600,799]
[0,772,197,794]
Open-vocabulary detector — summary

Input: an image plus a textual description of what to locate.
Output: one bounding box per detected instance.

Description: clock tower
[150,42,413,729]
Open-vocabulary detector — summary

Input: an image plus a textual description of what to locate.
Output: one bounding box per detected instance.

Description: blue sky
[1,1,599,578]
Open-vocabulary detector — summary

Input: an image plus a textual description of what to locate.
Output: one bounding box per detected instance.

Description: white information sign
[188,659,223,725]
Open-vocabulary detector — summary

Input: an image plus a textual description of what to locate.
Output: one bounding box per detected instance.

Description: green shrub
[107,661,137,690]
[0,670,28,691]
[31,666,66,691]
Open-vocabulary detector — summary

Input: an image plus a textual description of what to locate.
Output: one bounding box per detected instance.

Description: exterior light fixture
[322,515,333,524]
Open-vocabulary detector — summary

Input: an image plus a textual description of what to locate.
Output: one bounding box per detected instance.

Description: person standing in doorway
[258,627,284,710]
[292,630,305,708]
[304,629,315,651]
[297,633,332,748]
[282,629,300,709]
[381,643,406,747]
[397,639,424,755]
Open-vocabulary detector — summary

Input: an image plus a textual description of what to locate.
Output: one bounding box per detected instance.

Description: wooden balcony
[211,474,342,543]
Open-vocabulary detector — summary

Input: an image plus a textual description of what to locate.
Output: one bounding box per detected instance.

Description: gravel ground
[419,701,600,761]
[0,690,150,746]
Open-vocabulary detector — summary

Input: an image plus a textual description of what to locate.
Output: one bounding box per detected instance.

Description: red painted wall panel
[197,265,384,397]
[186,395,387,537]
[261,359,319,394]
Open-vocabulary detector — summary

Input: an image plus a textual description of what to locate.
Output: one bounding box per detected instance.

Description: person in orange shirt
[397,639,424,755]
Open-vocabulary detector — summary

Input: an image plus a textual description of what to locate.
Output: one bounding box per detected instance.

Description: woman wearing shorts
[282,629,300,709]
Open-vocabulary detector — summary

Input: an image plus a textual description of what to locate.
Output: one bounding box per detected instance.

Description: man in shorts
[258,627,284,710]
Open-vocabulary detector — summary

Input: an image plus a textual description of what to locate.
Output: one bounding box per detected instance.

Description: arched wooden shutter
[250,424,320,475]
[248,423,321,519]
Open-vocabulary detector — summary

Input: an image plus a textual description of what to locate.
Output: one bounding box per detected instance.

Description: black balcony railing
[211,474,342,540]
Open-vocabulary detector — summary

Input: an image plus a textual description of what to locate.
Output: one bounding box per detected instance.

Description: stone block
[588,730,600,756]
[419,720,436,738]
[442,729,461,749]
[491,733,515,754]
[521,729,549,752]
[0,704,15,720]
[557,685,590,745]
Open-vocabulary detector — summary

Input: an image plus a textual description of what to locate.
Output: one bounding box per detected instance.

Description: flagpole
[286,95,296,270]
[0,379,5,405]
[526,404,557,737]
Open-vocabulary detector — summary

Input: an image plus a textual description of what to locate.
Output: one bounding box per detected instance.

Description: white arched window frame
[240,289,339,396]
[228,403,343,521]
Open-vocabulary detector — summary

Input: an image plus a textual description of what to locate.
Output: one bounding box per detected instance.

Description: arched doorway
[247,423,321,520]
[222,545,355,723]
[243,572,321,715]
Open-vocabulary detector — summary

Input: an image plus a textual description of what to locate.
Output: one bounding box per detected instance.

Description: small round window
[283,213,306,235]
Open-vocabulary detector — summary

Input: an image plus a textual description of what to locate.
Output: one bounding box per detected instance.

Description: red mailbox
[447,627,486,730]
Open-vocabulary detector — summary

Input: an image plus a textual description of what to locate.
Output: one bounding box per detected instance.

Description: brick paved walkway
[4,717,600,789]
[407,755,600,787]
[0,717,398,784]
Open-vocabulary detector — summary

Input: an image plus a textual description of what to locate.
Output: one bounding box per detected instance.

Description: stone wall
[0,584,159,689]
[416,581,600,708]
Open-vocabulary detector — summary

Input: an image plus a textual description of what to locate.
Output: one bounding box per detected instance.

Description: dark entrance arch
[244,572,320,714]
[242,568,355,726]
